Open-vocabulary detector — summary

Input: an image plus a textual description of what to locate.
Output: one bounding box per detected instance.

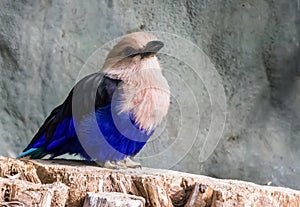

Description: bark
[0,157,299,207]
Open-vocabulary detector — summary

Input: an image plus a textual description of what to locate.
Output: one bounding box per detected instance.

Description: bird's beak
[143,40,164,54]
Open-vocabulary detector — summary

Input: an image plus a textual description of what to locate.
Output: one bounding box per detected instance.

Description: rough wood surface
[0,177,68,207]
[0,157,40,183]
[83,192,145,207]
[0,157,300,207]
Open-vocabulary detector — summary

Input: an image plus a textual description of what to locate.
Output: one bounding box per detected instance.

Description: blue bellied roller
[18,32,170,168]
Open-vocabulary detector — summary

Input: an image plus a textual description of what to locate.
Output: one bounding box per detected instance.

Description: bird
[18,32,170,169]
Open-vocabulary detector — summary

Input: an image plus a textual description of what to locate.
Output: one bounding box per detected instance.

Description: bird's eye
[122,46,139,57]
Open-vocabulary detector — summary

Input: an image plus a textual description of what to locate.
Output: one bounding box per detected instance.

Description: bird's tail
[17,147,46,159]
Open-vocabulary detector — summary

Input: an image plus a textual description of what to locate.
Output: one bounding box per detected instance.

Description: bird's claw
[124,157,141,168]
[100,158,141,169]
[102,160,125,169]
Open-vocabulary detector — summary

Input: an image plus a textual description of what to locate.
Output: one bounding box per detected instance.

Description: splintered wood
[83,192,145,207]
[0,177,68,207]
[0,157,300,207]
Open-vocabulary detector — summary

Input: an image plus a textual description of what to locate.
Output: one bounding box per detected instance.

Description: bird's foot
[103,160,127,169]
[100,158,141,169]
[123,157,141,168]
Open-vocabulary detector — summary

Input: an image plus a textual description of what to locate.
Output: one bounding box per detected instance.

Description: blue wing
[18,73,151,161]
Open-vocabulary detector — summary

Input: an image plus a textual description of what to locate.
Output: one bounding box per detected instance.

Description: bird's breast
[104,56,170,132]
[119,77,170,132]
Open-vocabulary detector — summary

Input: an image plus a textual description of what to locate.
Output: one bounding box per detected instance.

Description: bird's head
[102,32,164,81]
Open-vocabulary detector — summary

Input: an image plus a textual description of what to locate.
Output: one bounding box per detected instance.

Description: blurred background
[0,0,300,190]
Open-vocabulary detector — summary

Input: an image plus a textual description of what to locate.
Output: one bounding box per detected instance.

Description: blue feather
[20,104,152,162]
[17,148,39,158]
[77,105,153,161]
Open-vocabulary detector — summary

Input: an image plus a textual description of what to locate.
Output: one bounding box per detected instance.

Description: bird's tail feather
[17,147,46,159]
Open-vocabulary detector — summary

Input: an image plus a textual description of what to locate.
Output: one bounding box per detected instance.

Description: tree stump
[0,157,299,207]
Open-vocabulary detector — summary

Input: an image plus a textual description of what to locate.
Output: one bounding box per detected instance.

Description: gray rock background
[0,0,300,190]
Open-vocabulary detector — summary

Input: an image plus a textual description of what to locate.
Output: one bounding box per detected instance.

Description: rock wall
[0,0,299,190]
